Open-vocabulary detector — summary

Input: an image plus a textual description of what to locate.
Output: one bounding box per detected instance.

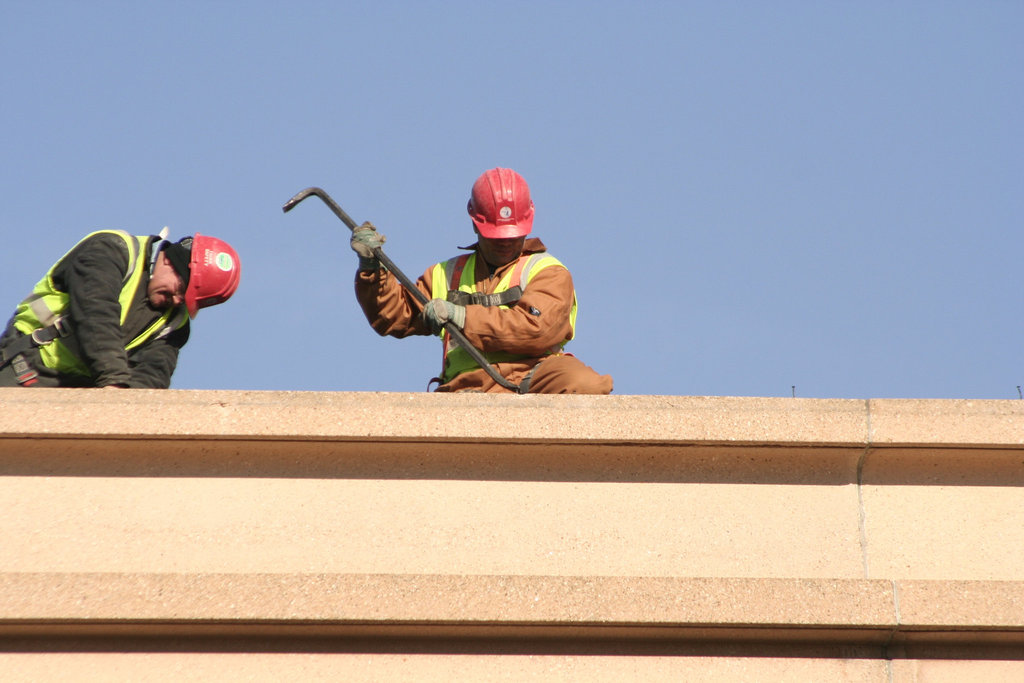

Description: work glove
[350,222,386,270]
[422,298,466,335]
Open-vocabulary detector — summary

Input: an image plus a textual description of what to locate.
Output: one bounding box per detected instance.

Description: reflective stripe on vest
[428,251,577,383]
[11,230,186,377]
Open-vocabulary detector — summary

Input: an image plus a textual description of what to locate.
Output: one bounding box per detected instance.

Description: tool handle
[373,246,520,392]
[283,187,359,230]
[283,187,523,393]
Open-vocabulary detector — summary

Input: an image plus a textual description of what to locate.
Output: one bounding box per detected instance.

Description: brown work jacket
[354,238,575,391]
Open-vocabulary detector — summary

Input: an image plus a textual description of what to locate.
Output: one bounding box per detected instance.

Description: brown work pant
[437,354,613,395]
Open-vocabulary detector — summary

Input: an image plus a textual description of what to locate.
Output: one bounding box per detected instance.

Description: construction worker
[0,229,240,388]
[353,167,613,394]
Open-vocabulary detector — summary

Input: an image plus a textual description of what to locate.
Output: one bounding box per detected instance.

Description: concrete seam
[856,450,871,578]
[882,579,902,662]
[857,399,872,579]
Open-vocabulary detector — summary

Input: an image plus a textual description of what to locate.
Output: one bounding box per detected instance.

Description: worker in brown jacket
[353,167,612,394]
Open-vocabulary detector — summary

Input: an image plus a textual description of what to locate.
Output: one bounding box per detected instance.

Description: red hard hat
[183,233,241,318]
[467,168,535,239]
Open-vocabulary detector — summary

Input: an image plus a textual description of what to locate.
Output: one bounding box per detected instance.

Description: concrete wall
[1,389,1022,681]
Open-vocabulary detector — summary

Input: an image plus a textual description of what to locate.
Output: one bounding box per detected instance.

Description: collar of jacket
[456,237,548,253]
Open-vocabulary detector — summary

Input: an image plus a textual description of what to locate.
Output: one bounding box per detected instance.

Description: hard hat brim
[472,216,533,239]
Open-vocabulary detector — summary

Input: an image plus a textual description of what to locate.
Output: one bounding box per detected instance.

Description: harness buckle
[11,353,38,386]
[30,315,67,346]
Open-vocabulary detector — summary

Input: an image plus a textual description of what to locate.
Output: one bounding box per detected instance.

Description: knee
[527,355,613,395]
[570,371,613,395]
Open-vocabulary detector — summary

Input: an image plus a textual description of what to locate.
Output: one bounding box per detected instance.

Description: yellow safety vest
[12,230,187,378]
[428,251,577,383]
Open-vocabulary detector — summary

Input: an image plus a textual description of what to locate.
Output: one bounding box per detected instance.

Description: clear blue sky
[2,1,1020,398]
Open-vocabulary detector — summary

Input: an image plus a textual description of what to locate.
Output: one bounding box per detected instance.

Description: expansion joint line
[882,579,902,662]
[856,399,873,578]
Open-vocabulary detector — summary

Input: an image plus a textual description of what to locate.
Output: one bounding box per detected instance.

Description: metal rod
[283,187,522,392]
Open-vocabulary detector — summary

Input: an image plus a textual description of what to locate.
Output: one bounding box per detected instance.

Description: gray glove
[350,222,386,270]
[422,298,466,335]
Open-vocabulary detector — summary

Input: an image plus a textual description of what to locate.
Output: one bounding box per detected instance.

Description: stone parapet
[2,390,1022,446]
[1,389,1022,679]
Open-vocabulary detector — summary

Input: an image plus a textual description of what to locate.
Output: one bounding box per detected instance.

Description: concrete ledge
[2,389,1021,447]
[0,574,897,625]
[868,398,1024,446]
[0,389,865,444]
[1,574,1021,659]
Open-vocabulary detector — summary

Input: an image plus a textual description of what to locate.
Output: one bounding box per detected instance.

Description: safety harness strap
[446,254,472,294]
[445,253,534,307]
[0,316,69,385]
[1,317,67,359]
[436,252,547,391]
[446,286,523,307]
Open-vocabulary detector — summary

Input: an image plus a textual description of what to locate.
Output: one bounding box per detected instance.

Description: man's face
[476,232,526,268]
[147,252,186,310]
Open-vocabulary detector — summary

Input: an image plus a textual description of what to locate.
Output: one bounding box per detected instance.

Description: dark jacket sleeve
[52,234,135,387]
[126,323,189,388]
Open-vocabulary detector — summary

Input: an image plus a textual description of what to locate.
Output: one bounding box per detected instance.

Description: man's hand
[422,298,466,335]
[349,222,386,270]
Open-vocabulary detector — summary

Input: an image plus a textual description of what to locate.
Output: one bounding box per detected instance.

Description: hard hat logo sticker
[215,253,234,272]
[499,206,512,219]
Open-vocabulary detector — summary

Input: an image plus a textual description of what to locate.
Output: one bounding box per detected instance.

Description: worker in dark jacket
[0,229,240,388]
